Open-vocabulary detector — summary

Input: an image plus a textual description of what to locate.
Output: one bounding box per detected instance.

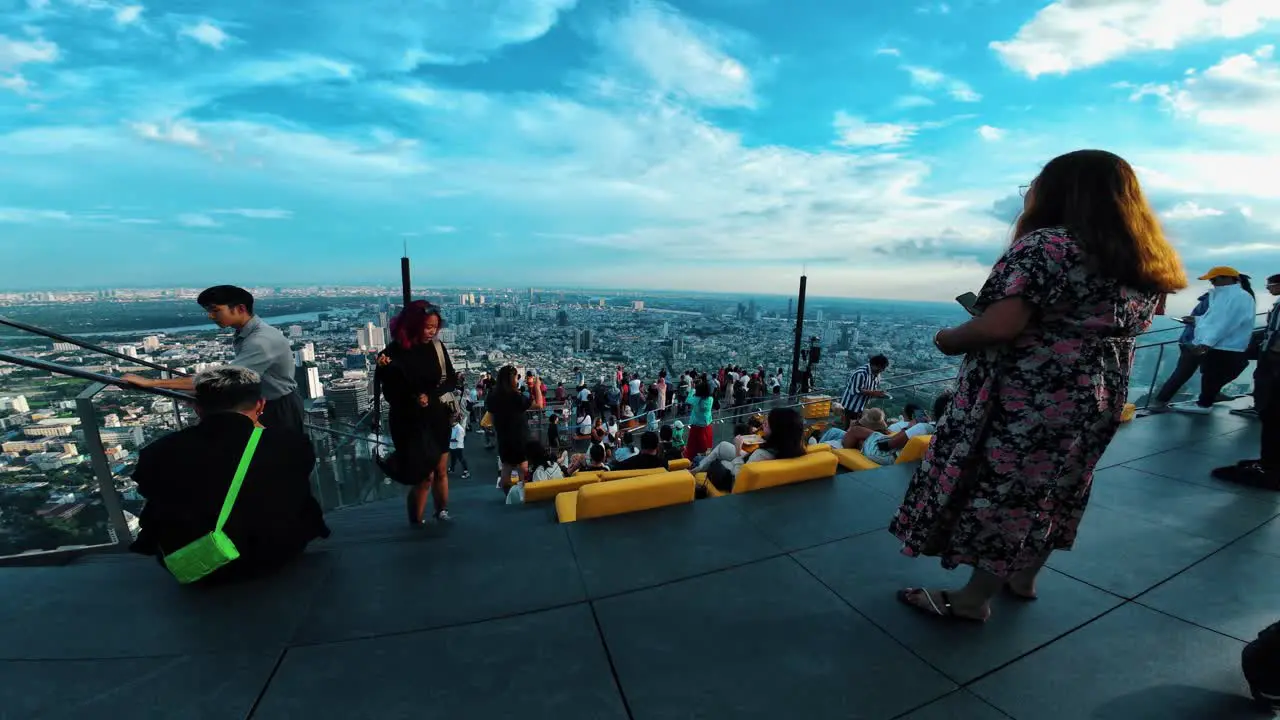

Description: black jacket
[130,413,329,570]
[377,340,457,420]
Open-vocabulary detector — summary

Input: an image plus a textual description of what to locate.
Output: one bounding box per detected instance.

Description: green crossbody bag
[163,427,263,584]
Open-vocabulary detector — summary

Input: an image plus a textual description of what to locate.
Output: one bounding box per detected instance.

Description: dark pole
[400,255,412,309]
[789,275,807,394]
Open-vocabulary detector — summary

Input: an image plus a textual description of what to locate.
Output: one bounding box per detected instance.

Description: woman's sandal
[896,588,989,623]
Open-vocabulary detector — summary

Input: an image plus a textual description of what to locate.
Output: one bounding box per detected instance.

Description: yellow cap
[1198,266,1241,281]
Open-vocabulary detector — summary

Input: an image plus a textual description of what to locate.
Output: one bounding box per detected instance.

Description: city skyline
[2,1,1279,299]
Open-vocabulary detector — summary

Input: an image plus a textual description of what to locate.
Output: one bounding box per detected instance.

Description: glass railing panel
[0,371,122,558]
[305,410,402,512]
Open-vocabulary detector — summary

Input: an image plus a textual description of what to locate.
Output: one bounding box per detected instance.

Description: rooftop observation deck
[0,402,1272,720]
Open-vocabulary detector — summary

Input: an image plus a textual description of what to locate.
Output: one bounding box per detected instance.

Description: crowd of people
[106,149,1280,708]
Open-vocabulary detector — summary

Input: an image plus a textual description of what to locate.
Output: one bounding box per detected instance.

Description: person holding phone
[893,150,1187,624]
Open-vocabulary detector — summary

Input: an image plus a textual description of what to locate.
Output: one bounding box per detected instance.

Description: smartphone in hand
[956,292,980,316]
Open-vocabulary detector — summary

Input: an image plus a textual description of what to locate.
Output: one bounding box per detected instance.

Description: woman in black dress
[486,364,544,495]
[377,301,457,525]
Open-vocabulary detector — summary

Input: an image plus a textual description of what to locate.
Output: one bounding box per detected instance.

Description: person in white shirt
[577,411,592,436]
[1179,267,1258,414]
[448,415,470,479]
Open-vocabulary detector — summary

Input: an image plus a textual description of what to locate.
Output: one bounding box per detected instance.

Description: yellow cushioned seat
[558,470,695,523]
[833,448,881,472]
[732,452,839,494]
[805,443,832,454]
[555,491,579,523]
[668,457,691,471]
[599,466,669,482]
[895,434,932,465]
[523,473,601,503]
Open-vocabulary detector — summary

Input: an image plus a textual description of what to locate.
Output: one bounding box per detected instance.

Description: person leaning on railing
[891,149,1188,624]
[682,376,715,460]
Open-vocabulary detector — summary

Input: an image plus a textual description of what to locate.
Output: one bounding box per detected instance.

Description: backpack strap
[214,426,263,533]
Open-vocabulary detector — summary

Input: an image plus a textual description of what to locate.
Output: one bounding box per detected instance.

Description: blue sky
[1,0,1279,307]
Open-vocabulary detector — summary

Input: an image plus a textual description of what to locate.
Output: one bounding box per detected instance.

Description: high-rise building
[579,328,592,352]
[599,299,606,308]
[632,301,644,311]
[288,325,303,339]
[673,337,686,356]
[118,345,139,358]
[478,295,486,305]
[378,311,389,329]
[327,377,371,423]
[787,297,794,319]
[529,288,535,302]
[52,342,77,352]
[815,309,825,323]
[356,322,385,351]
[296,363,324,400]
[660,322,670,338]
[557,310,569,327]
[142,336,160,352]
[460,293,470,306]
[295,342,316,365]
[344,350,368,371]
[0,396,30,413]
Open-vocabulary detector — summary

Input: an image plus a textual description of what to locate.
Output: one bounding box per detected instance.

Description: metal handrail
[0,350,192,401]
[0,315,189,377]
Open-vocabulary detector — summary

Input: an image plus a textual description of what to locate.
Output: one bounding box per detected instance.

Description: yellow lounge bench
[701,451,839,498]
[833,434,933,472]
[668,457,691,471]
[525,466,669,503]
[805,443,832,454]
[556,470,695,523]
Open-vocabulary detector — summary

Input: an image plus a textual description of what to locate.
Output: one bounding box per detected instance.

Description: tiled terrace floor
[1,407,1275,719]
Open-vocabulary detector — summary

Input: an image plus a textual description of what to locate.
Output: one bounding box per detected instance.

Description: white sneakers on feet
[1174,403,1213,415]
[436,509,454,522]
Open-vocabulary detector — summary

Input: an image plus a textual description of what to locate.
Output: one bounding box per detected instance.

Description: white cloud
[833,112,917,147]
[429,225,457,234]
[212,208,294,219]
[992,0,1280,78]
[180,20,232,50]
[876,47,902,57]
[1163,201,1224,219]
[1131,46,1280,135]
[114,5,143,25]
[977,125,1006,141]
[1204,242,1280,255]
[599,0,755,108]
[916,2,951,15]
[0,207,70,223]
[894,95,935,109]
[237,55,358,84]
[904,64,981,102]
[176,213,219,227]
[0,35,58,71]
[0,74,30,94]
[130,121,204,148]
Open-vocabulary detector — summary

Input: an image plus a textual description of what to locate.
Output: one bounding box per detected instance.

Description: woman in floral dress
[891,150,1188,623]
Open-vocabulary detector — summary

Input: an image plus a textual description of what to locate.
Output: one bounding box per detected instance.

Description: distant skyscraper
[599,299,606,308]
[557,310,569,327]
[288,325,303,339]
[295,363,323,400]
[787,297,794,319]
[356,322,385,351]
[327,377,370,423]
[815,309,825,323]
[344,350,367,371]
[142,335,160,352]
[579,328,592,352]
[460,293,470,306]
[478,295,486,305]
[632,301,644,311]
[748,299,757,319]
[294,342,316,366]
[529,287,535,302]
[378,311,389,329]
[118,345,139,358]
[660,322,670,338]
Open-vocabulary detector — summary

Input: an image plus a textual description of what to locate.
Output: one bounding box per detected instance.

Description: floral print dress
[889,228,1160,576]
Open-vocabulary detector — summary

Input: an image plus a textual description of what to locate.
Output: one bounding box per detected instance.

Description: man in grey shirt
[122,285,304,435]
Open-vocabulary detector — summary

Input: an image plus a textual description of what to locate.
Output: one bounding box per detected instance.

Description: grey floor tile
[1089,466,1280,543]
[1234,516,1280,558]
[0,552,333,660]
[1122,449,1280,497]
[794,532,1122,683]
[1046,504,1222,598]
[593,557,956,720]
[293,523,584,643]
[850,463,916,501]
[256,605,627,720]
[972,604,1256,720]
[895,690,1010,720]
[721,474,900,552]
[1096,438,1168,469]
[567,500,783,598]
[1139,544,1280,642]
[0,651,277,720]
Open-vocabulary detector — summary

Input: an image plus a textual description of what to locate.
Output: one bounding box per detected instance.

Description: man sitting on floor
[613,430,669,472]
[130,366,330,583]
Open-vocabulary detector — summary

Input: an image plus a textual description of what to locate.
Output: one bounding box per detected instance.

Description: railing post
[1143,344,1166,409]
[75,383,134,550]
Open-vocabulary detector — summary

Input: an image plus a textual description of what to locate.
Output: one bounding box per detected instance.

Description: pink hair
[390,300,442,349]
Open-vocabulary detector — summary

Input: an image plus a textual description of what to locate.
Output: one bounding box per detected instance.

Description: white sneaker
[435,509,454,522]
[1175,403,1213,415]
[496,476,503,489]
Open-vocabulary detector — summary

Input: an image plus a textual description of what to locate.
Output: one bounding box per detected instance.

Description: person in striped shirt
[840,354,891,423]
